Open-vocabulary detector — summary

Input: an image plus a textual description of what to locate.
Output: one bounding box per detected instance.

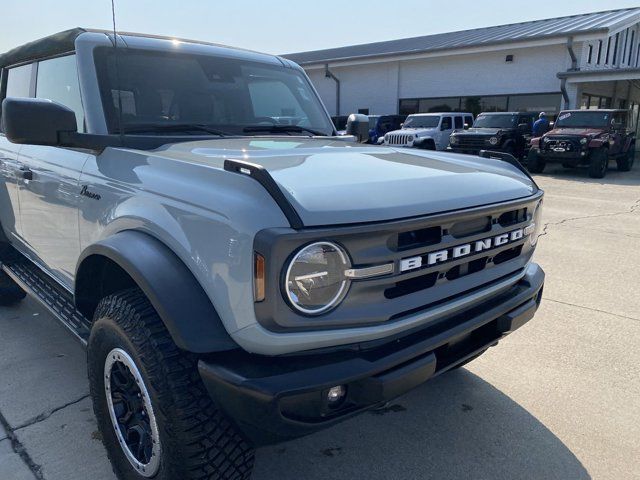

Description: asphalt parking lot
[0,162,639,480]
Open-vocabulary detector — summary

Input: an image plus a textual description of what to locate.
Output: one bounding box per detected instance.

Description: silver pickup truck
[0,29,544,480]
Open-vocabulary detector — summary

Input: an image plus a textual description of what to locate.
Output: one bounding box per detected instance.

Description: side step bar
[1,256,91,345]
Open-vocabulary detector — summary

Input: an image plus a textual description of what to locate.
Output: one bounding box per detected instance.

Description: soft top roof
[0,28,89,69]
[0,28,274,70]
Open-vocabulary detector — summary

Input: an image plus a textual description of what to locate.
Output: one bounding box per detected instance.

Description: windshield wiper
[122,124,231,136]
[243,125,328,136]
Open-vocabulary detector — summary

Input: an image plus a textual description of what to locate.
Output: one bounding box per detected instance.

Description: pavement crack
[545,297,640,324]
[0,409,44,480]
[14,394,90,432]
[539,197,640,238]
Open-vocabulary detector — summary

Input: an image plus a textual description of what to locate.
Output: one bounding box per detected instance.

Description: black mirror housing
[517,122,529,132]
[2,97,77,146]
[346,113,369,143]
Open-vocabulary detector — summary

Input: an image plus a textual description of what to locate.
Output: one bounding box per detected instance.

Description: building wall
[304,44,570,116]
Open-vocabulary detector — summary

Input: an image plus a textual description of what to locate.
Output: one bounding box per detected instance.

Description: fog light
[327,385,347,405]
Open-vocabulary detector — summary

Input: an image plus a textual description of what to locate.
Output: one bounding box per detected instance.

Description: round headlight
[530,200,544,247]
[284,242,350,315]
[450,135,458,144]
[580,137,588,145]
[489,136,499,145]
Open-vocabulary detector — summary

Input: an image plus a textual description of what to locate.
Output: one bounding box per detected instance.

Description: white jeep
[384,112,474,150]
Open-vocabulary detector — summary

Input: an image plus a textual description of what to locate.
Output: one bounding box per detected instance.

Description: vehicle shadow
[532,162,640,186]
[253,369,590,480]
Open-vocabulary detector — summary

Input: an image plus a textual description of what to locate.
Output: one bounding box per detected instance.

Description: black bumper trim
[199,264,544,445]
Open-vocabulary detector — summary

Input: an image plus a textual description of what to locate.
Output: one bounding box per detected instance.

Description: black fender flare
[75,230,238,353]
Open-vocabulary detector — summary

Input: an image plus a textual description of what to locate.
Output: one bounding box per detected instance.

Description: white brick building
[285,8,640,125]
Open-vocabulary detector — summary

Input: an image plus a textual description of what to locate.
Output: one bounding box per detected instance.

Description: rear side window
[6,64,33,98]
[1,63,34,132]
[454,116,463,129]
[35,55,85,132]
[441,116,452,130]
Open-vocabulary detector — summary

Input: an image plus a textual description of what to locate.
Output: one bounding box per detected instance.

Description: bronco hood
[157,138,536,226]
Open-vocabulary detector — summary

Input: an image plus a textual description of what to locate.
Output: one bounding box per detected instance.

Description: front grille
[255,194,542,331]
[455,135,491,149]
[386,133,413,146]
[543,137,580,152]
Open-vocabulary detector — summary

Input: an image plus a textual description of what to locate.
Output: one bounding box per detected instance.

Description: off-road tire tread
[616,146,635,172]
[526,150,545,173]
[588,148,608,178]
[90,288,254,480]
[0,270,26,306]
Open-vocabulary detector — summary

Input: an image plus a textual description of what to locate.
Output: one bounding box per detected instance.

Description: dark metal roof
[284,8,640,65]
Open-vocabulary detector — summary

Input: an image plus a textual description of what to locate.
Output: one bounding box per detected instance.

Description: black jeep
[449,112,538,159]
[527,109,635,178]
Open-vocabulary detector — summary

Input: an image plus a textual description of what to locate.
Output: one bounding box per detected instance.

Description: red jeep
[527,109,635,178]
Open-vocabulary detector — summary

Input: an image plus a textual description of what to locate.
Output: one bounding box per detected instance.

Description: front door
[437,116,453,150]
[15,54,88,287]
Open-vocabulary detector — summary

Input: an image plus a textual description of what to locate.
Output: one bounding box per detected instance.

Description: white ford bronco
[0,29,544,480]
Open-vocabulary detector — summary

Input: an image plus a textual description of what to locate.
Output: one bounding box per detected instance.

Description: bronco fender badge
[80,185,101,200]
[399,226,530,272]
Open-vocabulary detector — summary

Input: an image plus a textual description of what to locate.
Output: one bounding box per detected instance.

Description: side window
[6,64,33,98]
[441,116,452,130]
[518,116,531,127]
[35,55,85,132]
[454,116,463,129]
[2,64,34,131]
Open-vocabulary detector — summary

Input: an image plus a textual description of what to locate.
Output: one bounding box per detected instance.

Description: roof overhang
[300,35,575,70]
[558,68,640,82]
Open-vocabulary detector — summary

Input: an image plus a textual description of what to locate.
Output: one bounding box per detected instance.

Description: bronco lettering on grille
[399,226,531,272]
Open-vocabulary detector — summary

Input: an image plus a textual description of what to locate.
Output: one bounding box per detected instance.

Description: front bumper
[199,263,544,446]
[448,145,496,155]
[536,147,589,164]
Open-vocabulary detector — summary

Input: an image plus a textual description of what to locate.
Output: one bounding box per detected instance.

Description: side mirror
[400,123,404,128]
[346,113,369,143]
[463,123,470,130]
[518,122,529,132]
[549,121,554,129]
[2,98,77,146]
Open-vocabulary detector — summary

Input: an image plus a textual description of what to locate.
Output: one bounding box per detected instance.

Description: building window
[587,44,593,64]
[581,94,613,109]
[358,108,369,115]
[597,40,603,64]
[399,93,561,117]
[612,33,619,65]
[629,31,635,65]
[606,37,612,64]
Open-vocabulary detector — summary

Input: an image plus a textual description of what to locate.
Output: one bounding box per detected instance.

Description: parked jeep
[0,29,545,480]
[383,112,473,150]
[527,109,635,178]
[449,111,538,158]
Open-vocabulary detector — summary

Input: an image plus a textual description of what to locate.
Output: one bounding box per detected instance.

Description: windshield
[94,48,335,136]
[555,111,611,128]
[403,116,439,128]
[368,116,380,129]
[473,114,517,129]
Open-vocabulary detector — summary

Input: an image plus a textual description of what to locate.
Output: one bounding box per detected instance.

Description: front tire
[88,288,254,480]
[588,148,608,178]
[616,146,635,172]
[0,270,26,306]
[526,149,546,173]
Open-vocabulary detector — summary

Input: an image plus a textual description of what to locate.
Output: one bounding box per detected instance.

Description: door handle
[19,166,33,181]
